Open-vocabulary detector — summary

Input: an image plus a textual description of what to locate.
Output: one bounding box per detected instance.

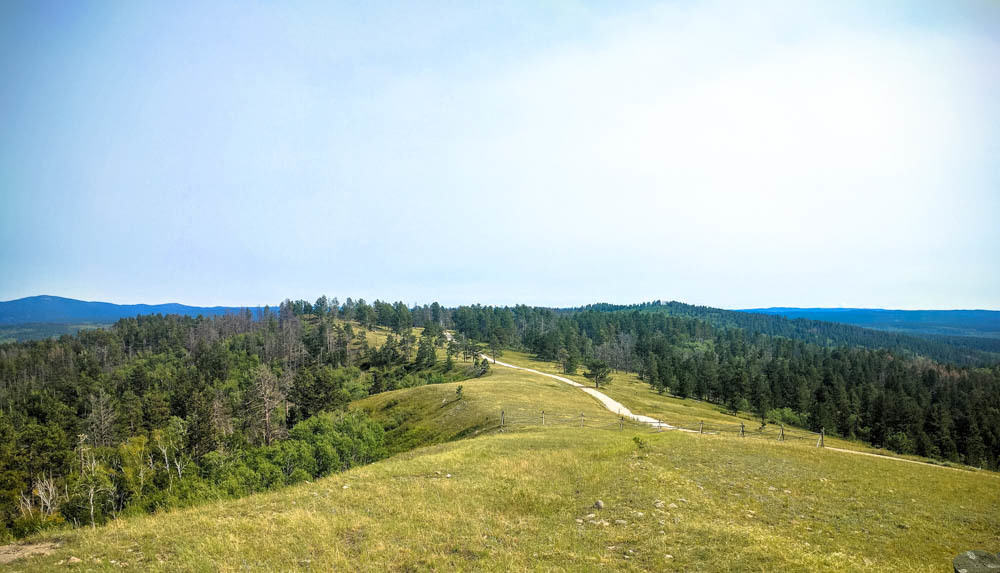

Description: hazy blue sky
[2,1,998,309]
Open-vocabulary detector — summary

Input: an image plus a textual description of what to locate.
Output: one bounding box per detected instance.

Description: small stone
[665,554,674,559]
[69,556,82,564]
[654,500,665,509]
[575,519,583,524]
[784,490,792,494]
[668,503,678,509]
[342,484,350,489]
[585,513,596,519]
[634,512,644,518]
[594,500,605,509]
[953,550,1000,573]
[768,486,777,491]
[615,519,628,525]
[446,474,452,478]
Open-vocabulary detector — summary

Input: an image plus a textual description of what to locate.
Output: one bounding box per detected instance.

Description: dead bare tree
[77,448,113,528]
[33,473,62,516]
[87,390,117,447]
[250,364,285,446]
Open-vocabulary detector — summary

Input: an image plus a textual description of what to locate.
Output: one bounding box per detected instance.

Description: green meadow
[7,354,998,571]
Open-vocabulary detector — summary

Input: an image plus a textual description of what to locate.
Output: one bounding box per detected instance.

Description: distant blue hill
[0,295,257,326]
[741,307,1000,338]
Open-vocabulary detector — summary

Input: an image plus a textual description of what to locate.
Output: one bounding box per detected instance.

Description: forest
[0,298,484,540]
[571,301,1000,365]
[451,303,1000,468]
[2,297,999,542]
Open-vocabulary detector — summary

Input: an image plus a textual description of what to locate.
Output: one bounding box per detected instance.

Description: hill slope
[0,295,253,326]
[571,301,1000,365]
[744,307,1000,338]
[8,363,998,571]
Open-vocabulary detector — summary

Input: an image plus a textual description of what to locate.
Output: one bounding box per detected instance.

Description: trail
[474,348,982,472]
[478,353,691,431]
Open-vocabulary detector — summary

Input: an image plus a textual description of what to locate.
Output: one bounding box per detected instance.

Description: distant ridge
[741,307,1000,338]
[0,295,259,326]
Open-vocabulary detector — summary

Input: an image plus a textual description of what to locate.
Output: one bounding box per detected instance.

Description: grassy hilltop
[6,354,998,572]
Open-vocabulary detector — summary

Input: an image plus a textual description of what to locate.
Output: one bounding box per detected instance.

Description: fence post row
[498,410,828,449]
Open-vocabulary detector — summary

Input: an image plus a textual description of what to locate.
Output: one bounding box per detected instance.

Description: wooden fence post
[541,410,545,426]
[699,421,704,434]
[819,427,825,448]
[501,410,504,428]
[740,422,745,438]
[780,424,785,441]
[619,416,624,431]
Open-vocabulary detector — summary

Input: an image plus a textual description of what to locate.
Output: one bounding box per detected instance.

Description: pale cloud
[0,1,997,308]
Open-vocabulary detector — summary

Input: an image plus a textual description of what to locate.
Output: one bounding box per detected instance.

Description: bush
[887,431,915,455]
[766,407,808,428]
[12,513,64,538]
[288,410,386,473]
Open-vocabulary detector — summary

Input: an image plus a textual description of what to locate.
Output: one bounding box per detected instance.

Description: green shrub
[766,407,808,427]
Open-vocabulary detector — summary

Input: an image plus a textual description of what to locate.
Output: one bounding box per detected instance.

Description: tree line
[0,297,473,540]
[450,303,1000,468]
[4,295,998,539]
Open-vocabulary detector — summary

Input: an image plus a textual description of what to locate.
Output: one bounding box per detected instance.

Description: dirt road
[478,353,687,431]
[476,350,982,472]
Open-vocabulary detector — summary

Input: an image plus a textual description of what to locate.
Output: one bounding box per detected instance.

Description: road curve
[479,353,686,431]
[473,350,982,472]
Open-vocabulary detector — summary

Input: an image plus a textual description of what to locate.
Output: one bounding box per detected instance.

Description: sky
[1,1,998,310]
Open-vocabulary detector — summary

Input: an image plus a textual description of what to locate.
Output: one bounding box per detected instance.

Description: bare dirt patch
[0,542,59,564]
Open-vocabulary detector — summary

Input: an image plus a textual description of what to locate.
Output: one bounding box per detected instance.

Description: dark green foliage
[416,335,437,369]
[0,300,456,540]
[582,301,1000,366]
[563,353,578,375]
[289,366,357,422]
[450,302,1000,470]
[583,359,611,388]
